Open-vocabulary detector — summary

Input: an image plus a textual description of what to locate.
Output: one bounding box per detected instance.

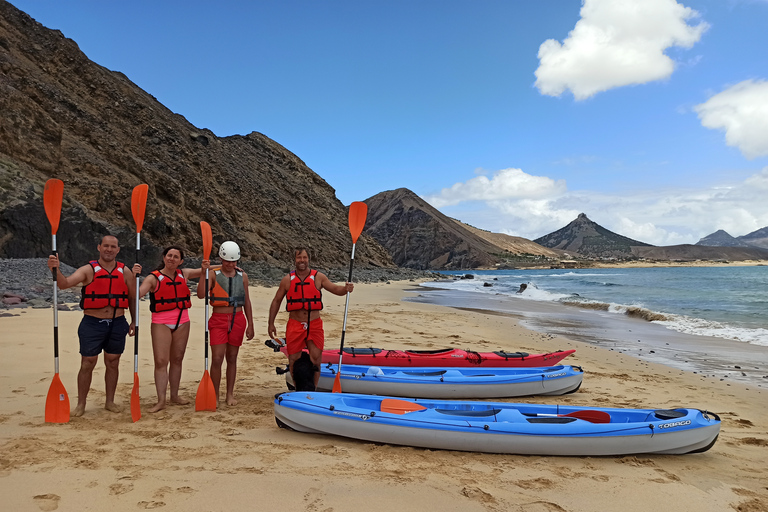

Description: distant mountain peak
[534,214,651,259]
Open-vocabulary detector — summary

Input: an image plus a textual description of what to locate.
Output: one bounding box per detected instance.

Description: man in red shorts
[268,247,354,388]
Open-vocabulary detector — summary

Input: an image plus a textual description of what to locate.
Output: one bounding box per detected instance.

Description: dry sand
[1,282,767,512]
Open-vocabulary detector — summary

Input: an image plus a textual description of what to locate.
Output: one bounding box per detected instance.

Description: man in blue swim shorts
[48,235,137,417]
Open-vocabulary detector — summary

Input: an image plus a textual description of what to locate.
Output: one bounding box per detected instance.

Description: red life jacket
[149,269,192,312]
[80,261,130,310]
[285,269,323,312]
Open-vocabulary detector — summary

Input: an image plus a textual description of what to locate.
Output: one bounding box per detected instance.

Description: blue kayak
[274,392,721,456]
[285,364,584,398]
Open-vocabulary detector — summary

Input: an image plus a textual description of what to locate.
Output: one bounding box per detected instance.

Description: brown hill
[0,1,393,270]
[456,221,568,259]
[364,188,498,269]
[364,188,561,269]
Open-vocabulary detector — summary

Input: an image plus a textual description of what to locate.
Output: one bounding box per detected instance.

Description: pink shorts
[209,311,246,347]
[151,308,190,328]
[285,318,324,355]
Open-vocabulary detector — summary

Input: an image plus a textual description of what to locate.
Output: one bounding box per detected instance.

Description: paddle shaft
[134,234,141,372]
[51,235,59,374]
[335,241,357,370]
[204,267,209,370]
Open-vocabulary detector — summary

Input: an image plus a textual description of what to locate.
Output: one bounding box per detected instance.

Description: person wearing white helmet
[197,240,254,406]
[267,247,353,388]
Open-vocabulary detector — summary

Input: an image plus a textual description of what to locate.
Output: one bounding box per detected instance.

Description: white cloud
[534,0,708,100]
[694,79,768,159]
[423,168,567,208]
[425,167,768,245]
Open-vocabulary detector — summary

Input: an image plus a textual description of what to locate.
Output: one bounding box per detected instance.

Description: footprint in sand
[109,482,134,495]
[138,501,166,509]
[523,502,568,512]
[33,494,60,511]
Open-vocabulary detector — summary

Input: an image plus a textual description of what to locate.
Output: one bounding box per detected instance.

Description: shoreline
[408,284,768,389]
[1,281,767,511]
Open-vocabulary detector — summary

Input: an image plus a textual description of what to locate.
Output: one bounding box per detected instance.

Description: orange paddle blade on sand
[45,374,70,423]
[130,373,141,422]
[195,371,216,411]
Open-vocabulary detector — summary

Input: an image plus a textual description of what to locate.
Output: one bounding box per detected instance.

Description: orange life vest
[209,269,246,308]
[149,269,192,312]
[285,269,323,312]
[80,261,130,310]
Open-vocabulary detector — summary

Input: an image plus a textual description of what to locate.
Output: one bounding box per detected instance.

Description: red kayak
[265,339,575,367]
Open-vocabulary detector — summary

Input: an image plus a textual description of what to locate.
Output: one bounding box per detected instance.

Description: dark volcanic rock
[738,226,768,250]
[696,229,755,248]
[0,1,394,270]
[534,213,652,259]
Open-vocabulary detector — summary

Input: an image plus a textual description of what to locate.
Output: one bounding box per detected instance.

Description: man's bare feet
[148,402,165,413]
[105,402,123,413]
[170,396,190,406]
[72,404,86,417]
[226,396,237,406]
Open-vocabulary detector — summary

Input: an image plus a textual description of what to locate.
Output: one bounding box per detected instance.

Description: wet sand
[1,282,767,511]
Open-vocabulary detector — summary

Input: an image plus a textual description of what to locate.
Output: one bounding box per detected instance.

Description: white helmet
[218,241,240,261]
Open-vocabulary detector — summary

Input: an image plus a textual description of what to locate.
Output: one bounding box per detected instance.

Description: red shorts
[209,311,246,347]
[285,318,324,355]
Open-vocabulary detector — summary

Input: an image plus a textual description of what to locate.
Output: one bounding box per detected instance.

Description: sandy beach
[1,282,767,512]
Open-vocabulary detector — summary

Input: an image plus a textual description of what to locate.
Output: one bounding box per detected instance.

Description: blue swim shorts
[77,315,129,357]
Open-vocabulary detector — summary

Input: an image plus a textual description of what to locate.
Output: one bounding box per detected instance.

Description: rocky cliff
[0,1,394,270]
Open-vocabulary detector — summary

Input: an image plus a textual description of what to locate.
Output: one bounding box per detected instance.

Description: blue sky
[9,0,768,245]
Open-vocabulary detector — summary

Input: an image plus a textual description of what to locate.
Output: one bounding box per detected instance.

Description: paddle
[332,201,368,393]
[524,411,611,424]
[43,178,70,423]
[195,221,217,411]
[381,398,427,415]
[130,184,148,422]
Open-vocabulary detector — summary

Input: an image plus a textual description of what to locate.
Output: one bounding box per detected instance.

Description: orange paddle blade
[380,398,427,415]
[348,202,368,243]
[45,374,70,423]
[131,184,149,233]
[195,370,217,411]
[332,372,342,393]
[43,179,64,235]
[130,373,141,422]
[200,221,212,260]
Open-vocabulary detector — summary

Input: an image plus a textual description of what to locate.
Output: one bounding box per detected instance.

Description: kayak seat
[435,408,501,417]
[493,351,530,359]
[526,417,577,424]
[342,348,383,356]
[653,409,687,420]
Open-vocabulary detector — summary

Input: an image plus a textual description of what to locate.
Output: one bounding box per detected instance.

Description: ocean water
[409,266,768,387]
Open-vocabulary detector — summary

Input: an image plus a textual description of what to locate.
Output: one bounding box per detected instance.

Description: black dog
[292,351,317,392]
